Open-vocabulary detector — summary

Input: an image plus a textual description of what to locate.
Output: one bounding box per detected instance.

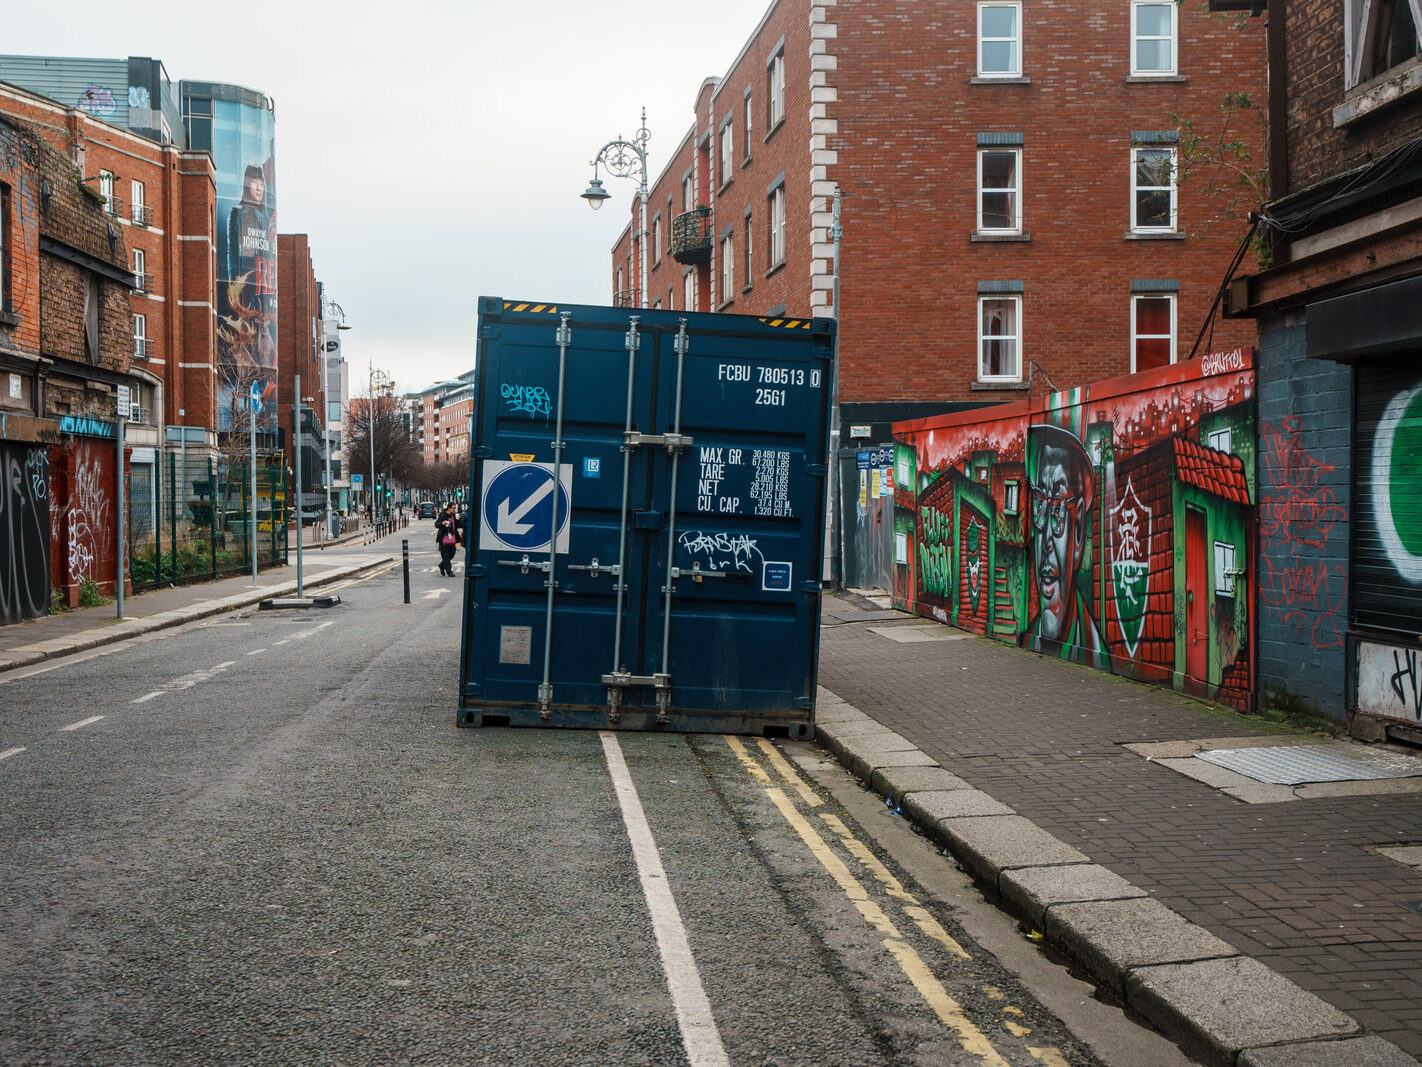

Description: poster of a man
[1026,424,1108,669]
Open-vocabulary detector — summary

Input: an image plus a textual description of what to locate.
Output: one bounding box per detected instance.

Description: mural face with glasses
[1027,424,1106,667]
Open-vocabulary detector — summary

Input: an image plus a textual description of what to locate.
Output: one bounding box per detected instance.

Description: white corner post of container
[581,108,651,308]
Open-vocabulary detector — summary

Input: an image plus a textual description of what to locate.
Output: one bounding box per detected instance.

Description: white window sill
[1124,230,1184,240]
[970,75,1031,85]
[1125,74,1186,83]
[972,231,1030,242]
[1334,56,1422,127]
[972,379,1028,391]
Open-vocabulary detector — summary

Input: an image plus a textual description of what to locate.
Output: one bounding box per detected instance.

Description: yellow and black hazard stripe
[501,301,561,314]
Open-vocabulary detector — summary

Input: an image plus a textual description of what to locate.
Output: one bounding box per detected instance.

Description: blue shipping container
[459,298,835,735]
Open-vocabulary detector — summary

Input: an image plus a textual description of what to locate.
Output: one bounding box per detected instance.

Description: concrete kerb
[814,686,1416,1067]
[0,557,393,675]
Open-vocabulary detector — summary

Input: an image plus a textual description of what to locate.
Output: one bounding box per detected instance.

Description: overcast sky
[8,0,776,394]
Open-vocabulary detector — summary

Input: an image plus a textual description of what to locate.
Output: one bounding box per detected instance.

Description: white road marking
[246,648,267,656]
[422,589,450,600]
[600,732,728,1067]
[288,621,335,642]
[0,747,25,762]
[60,716,105,732]
[131,692,164,704]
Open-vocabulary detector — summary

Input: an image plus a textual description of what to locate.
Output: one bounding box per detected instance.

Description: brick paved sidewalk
[818,593,1422,1059]
[0,530,400,673]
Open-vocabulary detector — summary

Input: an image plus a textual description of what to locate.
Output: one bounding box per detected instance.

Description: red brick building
[610,0,1265,435]
[277,233,328,513]
[0,114,140,619]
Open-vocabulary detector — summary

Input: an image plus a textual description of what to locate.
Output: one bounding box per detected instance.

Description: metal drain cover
[1195,744,1422,785]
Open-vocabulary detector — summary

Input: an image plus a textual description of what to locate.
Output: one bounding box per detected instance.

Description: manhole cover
[1195,744,1422,785]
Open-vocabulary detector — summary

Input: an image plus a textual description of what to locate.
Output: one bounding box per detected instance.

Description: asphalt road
[0,542,1172,1065]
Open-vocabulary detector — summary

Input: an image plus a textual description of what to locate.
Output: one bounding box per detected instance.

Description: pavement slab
[1125,956,1362,1067]
[901,787,1017,822]
[928,814,1089,888]
[1238,1035,1419,1067]
[870,765,975,800]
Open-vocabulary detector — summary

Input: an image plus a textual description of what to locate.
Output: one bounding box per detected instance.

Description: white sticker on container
[499,625,532,665]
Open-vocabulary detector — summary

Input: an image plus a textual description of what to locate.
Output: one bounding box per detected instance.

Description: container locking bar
[623,430,694,452]
[568,557,623,585]
[602,671,673,724]
[667,562,750,584]
[498,554,553,575]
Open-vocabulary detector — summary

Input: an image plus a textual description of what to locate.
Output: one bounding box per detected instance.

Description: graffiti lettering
[677,530,763,572]
[501,383,552,419]
[917,505,952,598]
[1258,418,1347,648]
[1201,347,1249,376]
[1390,649,1420,715]
[0,444,50,624]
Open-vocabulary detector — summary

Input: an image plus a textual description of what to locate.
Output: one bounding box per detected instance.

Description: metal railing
[131,203,153,226]
[133,338,154,359]
[671,205,712,264]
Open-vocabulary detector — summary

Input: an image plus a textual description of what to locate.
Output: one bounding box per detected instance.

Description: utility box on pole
[458,298,835,736]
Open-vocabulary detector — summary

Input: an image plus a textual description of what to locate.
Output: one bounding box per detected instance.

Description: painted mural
[0,443,51,624]
[894,352,1256,709]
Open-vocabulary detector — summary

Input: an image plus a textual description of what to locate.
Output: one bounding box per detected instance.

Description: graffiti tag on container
[1201,347,1250,376]
[501,383,552,419]
[678,530,762,572]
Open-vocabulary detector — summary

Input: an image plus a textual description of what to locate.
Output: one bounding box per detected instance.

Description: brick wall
[1254,309,1351,715]
[1283,0,1422,193]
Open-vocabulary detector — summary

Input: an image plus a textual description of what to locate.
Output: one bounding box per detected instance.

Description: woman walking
[435,505,461,577]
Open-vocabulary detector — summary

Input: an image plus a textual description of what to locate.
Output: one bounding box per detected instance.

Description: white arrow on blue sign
[478,461,572,553]
[250,380,263,414]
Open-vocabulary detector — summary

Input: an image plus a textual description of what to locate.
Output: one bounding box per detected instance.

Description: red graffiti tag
[1258,418,1348,649]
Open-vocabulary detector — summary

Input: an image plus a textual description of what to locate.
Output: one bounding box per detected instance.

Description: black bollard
[402,539,410,603]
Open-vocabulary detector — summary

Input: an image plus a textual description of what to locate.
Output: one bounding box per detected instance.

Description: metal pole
[538,312,572,719]
[116,413,125,619]
[294,373,304,599]
[827,186,843,588]
[250,382,258,586]
[369,362,376,526]
[317,317,334,540]
[402,539,410,604]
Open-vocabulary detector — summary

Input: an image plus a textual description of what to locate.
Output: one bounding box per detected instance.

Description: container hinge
[568,558,621,579]
[805,463,828,477]
[498,554,553,575]
[623,430,694,453]
[479,325,500,339]
[794,696,814,710]
[537,681,553,720]
[799,580,823,594]
[473,445,494,459]
[468,564,488,578]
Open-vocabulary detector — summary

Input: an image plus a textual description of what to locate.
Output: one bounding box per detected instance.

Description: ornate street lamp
[582,109,650,307]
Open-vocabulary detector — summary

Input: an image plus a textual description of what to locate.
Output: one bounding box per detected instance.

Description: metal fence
[128,451,287,590]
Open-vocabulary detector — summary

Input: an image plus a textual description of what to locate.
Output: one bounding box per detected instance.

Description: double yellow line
[723,736,1068,1067]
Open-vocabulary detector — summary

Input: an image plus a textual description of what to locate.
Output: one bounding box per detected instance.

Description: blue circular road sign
[482,463,570,551]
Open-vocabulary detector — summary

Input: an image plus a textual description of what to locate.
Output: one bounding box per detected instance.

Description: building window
[1003,481,1021,514]
[1131,146,1177,232]
[744,90,754,159]
[653,214,662,264]
[720,233,734,301]
[978,3,1022,77]
[1131,1,1178,75]
[767,45,786,129]
[978,296,1021,380]
[133,248,146,290]
[133,313,147,359]
[978,149,1022,232]
[744,210,754,290]
[683,173,695,213]
[1208,426,1232,453]
[683,271,695,311]
[1132,293,1175,371]
[99,171,116,213]
[768,183,786,269]
[719,118,734,188]
[1347,0,1422,87]
[131,180,147,225]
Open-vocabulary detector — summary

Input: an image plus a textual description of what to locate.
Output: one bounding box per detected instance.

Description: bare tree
[345,385,420,517]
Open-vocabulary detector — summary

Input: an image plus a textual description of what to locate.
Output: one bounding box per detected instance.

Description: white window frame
[720,233,734,301]
[744,91,754,156]
[978,2,1023,77]
[1130,293,1177,371]
[652,214,662,264]
[977,148,1022,233]
[744,212,754,290]
[719,119,734,187]
[1131,0,1178,76]
[769,184,786,268]
[99,171,115,212]
[133,248,146,290]
[133,312,147,356]
[768,47,786,128]
[1131,146,1177,233]
[683,270,695,312]
[1346,0,1422,87]
[130,179,146,224]
[1208,426,1232,453]
[978,295,1022,381]
[683,174,695,213]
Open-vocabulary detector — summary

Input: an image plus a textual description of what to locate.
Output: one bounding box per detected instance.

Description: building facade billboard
[211,97,277,432]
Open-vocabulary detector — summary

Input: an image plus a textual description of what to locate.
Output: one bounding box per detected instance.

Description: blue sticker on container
[584,457,601,478]
[762,561,792,592]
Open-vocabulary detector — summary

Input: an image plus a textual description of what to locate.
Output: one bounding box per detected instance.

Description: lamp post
[368,363,391,523]
[582,108,650,308]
